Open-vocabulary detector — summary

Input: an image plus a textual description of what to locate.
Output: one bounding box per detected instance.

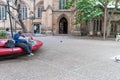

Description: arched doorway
[59,17,68,34]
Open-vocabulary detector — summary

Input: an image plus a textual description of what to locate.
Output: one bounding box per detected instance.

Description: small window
[59,0,68,9]
[21,6,28,20]
[37,7,42,18]
[0,6,6,20]
[9,0,14,2]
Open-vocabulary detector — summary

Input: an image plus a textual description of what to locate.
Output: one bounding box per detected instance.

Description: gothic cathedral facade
[0,0,75,35]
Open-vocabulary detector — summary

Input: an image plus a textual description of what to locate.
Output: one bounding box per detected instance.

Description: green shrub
[0,31,6,38]
[0,27,5,31]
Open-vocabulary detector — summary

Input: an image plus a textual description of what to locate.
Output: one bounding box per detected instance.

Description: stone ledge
[71,31,81,36]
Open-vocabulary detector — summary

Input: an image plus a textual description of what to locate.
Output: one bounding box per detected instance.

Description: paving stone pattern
[0,36,120,80]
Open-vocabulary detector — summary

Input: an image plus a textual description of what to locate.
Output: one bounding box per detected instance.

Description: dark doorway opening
[59,17,68,34]
[34,23,41,34]
[93,20,102,36]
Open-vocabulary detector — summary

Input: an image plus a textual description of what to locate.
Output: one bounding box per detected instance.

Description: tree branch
[0,3,17,10]
[6,10,21,25]
[9,5,17,10]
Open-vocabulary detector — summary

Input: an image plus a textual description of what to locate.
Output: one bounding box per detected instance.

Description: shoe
[28,53,34,56]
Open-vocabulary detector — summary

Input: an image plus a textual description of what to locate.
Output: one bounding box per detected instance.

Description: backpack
[4,40,15,48]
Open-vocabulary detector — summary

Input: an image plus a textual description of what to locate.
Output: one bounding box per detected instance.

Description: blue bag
[5,40,15,48]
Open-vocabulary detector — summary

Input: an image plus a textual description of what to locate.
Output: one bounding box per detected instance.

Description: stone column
[45,8,53,35]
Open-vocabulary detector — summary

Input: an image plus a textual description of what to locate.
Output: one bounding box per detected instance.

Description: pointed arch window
[37,6,42,19]
[21,6,28,20]
[59,0,68,9]
[0,6,6,20]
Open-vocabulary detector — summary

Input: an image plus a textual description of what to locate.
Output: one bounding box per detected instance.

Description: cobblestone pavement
[0,35,120,80]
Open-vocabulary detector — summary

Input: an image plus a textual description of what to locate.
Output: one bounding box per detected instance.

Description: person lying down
[19,35,37,46]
